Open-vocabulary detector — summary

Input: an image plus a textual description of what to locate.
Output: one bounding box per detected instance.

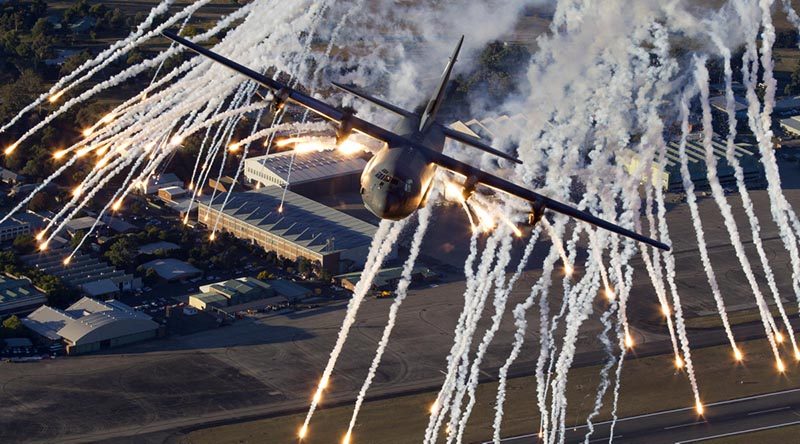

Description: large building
[198,186,388,272]
[0,275,47,316]
[23,297,159,354]
[243,149,366,197]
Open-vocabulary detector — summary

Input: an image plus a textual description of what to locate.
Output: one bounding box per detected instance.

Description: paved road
[494,388,800,443]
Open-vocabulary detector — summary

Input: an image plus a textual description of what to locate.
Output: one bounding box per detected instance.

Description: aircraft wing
[163,30,670,252]
[420,147,671,251]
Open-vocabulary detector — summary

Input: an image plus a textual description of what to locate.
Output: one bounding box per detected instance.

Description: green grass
[181,337,800,444]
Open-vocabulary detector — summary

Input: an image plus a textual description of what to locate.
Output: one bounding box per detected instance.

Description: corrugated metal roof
[201,186,377,254]
[244,149,366,186]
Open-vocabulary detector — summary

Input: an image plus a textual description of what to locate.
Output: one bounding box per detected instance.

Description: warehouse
[198,186,389,272]
[243,149,366,198]
[23,298,159,354]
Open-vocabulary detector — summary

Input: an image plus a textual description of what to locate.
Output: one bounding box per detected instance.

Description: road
[494,388,800,443]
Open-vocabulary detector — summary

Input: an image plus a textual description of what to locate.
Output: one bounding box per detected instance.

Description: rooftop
[25,297,157,345]
[142,258,201,281]
[200,186,377,254]
[0,275,46,304]
[245,149,366,185]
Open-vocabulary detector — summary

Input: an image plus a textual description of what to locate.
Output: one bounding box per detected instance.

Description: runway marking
[588,435,621,442]
[664,420,706,430]
[746,406,790,416]
[674,419,800,443]
[492,389,800,443]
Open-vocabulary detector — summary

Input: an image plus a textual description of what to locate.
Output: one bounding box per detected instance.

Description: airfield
[0,180,799,443]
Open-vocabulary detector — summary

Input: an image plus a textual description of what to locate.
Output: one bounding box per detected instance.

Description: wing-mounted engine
[528,199,546,225]
[336,111,356,145]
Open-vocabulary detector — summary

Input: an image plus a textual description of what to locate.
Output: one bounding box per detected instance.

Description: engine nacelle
[336,112,355,145]
[528,199,546,225]
[461,175,479,201]
[271,88,291,113]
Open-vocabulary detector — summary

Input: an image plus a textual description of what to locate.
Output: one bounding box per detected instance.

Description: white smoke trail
[453,226,542,442]
[343,199,436,442]
[300,219,408,438]
[583,303,619,442]
[695,56,795,355]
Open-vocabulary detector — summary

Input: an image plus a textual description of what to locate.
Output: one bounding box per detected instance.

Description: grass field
[180,337,800,444]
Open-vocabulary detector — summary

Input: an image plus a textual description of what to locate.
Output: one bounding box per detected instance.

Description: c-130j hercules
[163,30,670,251]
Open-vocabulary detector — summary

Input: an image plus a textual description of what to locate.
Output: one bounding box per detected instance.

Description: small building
[21,250,141,297]
[63,216,105,237]
[335,266,439,292]
[0,275,47,316]
[137,241,180,256]
[0,217,30,242]
[0,167,25,185]
[141,258,202,282]
[268,279,311,302]
[781,115,800,137]
[158,186,190,202]
[188,292,228,310]
[141,173,183,195]
[208,176,241,193]
[24,297,158,355]
[194,277,276,307]
[104,217,136,234]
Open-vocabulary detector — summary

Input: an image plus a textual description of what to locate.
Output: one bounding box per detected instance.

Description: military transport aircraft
[163,30,670,251]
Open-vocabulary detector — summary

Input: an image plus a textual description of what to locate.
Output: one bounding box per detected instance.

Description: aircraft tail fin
[331,81,415,117]
[418,35,464,132]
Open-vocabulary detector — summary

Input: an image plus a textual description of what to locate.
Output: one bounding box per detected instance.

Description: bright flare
[470,201,496,232]
[63,257,71,266]
[53,150,66,160]
[112,200,122,211]
[734,348,743,361]
[661,305,670,317]
[209,233,216,241]
[564,265,574,276]
[72,186,82,197]
[319,375,329,390]
[675,355,684,369]
[338,137,364,155]
[39,241,49,251]
[777,359,786,373]
[695,401,704,415]
[4,142,19,155]
[82,128,93,137]
[429,400,439,414]
[228,142,240,152]
[298,425,308,439]
[624,333,634,349]
[342,431,352,444]
[776,332,785,344]
[605,288,615,301]
[48,91,64,103]
[170,135,184,146]
[444,182,466,203]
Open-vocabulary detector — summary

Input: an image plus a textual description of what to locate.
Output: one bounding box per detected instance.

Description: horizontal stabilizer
[441,126,522,164]
[332,81,415,117]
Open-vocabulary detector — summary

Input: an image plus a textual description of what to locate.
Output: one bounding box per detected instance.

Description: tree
[70,230,86,250]
[12,234,35,255]
[3,315,22,331]
[28,192,52,212]
[786,60,800,96]
[143,268,159,286]
[257,270,273,281]
[104,237,135,267]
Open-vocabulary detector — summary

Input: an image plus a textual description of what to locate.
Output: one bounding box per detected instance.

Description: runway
[493,388,800,443]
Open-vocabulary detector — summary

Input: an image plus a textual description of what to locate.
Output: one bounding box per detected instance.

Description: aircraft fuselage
[360,116,443,220]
